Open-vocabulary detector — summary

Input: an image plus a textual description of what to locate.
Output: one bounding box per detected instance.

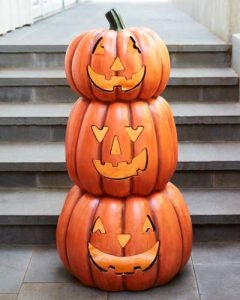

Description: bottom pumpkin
[56,182,192,291]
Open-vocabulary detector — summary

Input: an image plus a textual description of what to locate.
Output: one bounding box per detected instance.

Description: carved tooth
[118,161,127,167]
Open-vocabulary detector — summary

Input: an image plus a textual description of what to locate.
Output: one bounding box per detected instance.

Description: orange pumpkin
[65,9,170,102]
[65,96,177,197]
[56,182,192,291]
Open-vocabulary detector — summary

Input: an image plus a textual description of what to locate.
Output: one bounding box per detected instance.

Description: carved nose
[110,136,121,155]
[111,57,124,71]
[117,234,131,248]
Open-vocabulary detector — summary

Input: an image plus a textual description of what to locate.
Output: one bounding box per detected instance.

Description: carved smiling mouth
[87,65,145,91]
[88,241,159,274]
[93,149,147,180]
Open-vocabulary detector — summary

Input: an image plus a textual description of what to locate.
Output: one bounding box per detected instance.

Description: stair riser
[0,85,238,102]
[0,170,239,189]
[1,124,240,142]
[0,51,231,69]
[0,224,239,244]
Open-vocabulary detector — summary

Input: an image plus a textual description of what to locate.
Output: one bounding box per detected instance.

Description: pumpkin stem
[105,9,125,31]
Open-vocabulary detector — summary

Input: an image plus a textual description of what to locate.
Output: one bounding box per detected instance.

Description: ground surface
[0,242,240,300]
[0,1,226,46]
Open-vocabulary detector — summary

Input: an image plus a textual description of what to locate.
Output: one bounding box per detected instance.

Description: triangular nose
[117,234,131,248]
[111,57,124,71]
[111,136,121,155]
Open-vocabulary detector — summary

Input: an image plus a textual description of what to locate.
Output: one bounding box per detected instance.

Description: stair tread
[0,188,239,224]
[0,44,231,53]
[0,141,239,171]
[0,68,237,86]
[0,102,240,125]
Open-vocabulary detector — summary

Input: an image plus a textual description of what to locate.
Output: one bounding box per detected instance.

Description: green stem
[105,9,125,31]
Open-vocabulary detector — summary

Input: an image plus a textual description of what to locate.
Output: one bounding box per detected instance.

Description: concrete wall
[171,0,240,42]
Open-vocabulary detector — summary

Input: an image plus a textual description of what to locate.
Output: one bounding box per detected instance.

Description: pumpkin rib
[148,100,167,190]
[147,193,162,287]
[141,28,164,98]
[65,32,87,95]
[152,33,170,97]
[64,187,82,271]
[168,194,185,274]
[161,98,177,180]
[66,98,89,186]
[72,31,101,99]
[167,184,192,270]
[88,30,106,100]
[129,102,134,196]
[99,103,110,195]
[56,185,81,271]
[87,195,101,289]
[138,28,162,100]
[74,101,91,187]
[130,29,145,100]
[143,28,170,97]
[162,98,178,165]
[67,193,99,287]
[121,199,127,290]
[148,99,161,192]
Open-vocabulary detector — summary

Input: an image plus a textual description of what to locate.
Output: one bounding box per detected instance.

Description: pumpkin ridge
[129,29,144,99]
[74,101,91,187]
[87,196,101,288]
[71,31,95,99]
[89,29,108,100]
[64,187,83,272]
[167,194,184,273]
[66,98,88,186]
[148,194,161,287]
[121,199,127,290]
[65,33,86,95]
[162,98,178,165]
[129,102,134,195]
[161,98,176,180]
[149,100,161,192]
[145,28,164,97]
[100,103,110,195]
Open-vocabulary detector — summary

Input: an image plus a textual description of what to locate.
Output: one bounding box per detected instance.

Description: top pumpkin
[65,9,170,102]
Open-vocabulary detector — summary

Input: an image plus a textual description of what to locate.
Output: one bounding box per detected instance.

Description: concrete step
[0,68,238,103]
[0,187,239,243]
[0,102,240,142]
[0,44,231,69]
[0,141,239,189]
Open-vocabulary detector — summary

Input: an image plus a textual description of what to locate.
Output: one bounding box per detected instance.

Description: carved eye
[92,125,108,142]
[93,38,105,54]
[127,37,141,54]
[142,216,155,233]
[125,126,144,142]
[92,217,106,234]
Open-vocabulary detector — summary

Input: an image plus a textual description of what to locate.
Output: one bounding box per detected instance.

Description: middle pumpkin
[66,96,177,197]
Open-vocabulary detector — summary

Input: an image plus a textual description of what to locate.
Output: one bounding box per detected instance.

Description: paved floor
[0,242,240,299]
[0,1,226,47]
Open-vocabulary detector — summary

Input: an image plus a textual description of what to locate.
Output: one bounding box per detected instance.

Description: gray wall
[171,0,240,42]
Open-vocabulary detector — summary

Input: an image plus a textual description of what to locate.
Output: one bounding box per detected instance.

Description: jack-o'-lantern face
[66,99,178,197]
[65,9,170,102]
[91,124,147,179]
[87,37,146,92]
[88,215,159,274]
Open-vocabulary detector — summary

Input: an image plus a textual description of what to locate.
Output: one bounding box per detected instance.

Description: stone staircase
[0,3,239,244]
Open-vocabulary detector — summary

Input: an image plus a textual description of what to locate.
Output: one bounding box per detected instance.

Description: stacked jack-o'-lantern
[57,9,192,291]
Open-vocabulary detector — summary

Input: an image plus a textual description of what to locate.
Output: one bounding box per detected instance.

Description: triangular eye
[127,37,141,54]
[93,37,105,54]
[125,126,144,142]
[92,217,106,234]
[143,216,155,232]
[92,125,108,142]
